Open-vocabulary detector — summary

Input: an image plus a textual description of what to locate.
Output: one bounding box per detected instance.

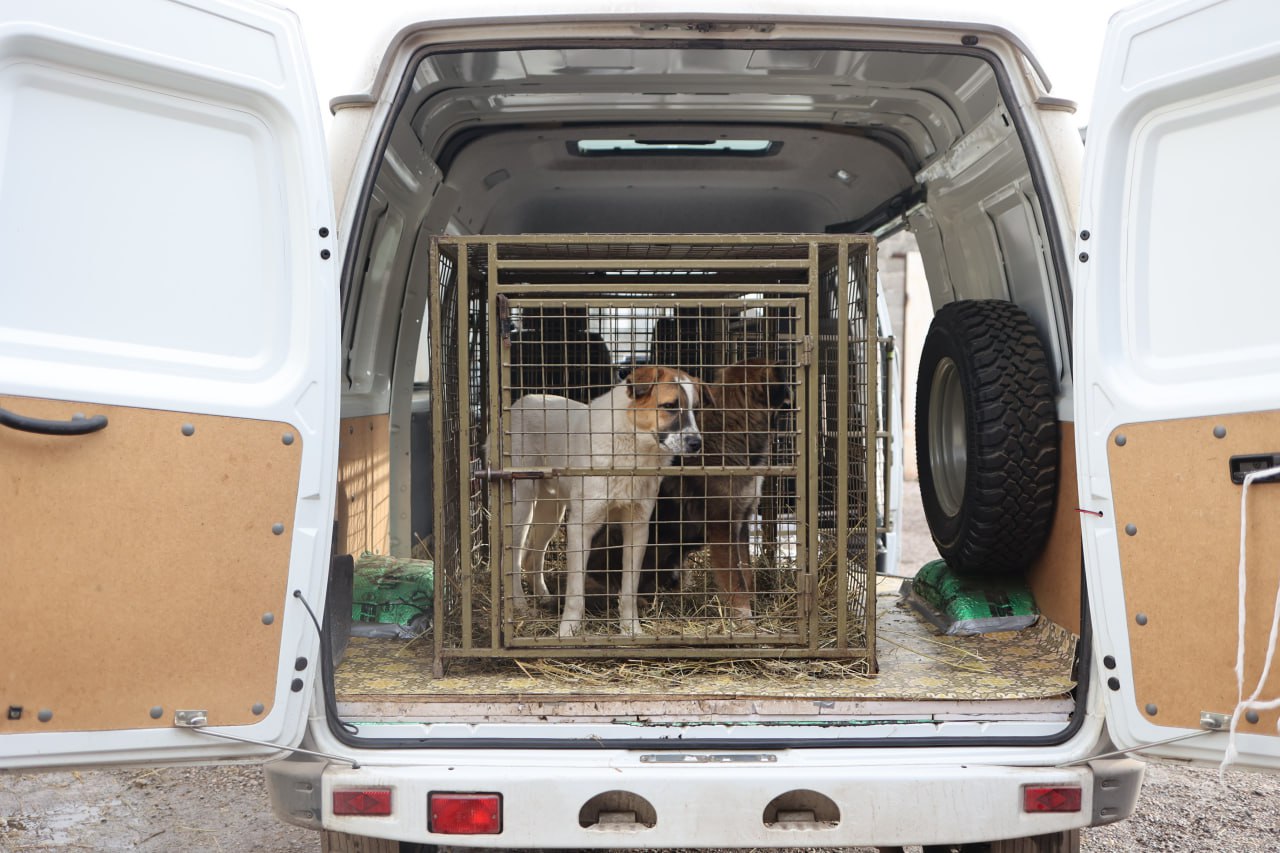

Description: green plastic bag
[902,559,1038,636]
[351,554,434,638]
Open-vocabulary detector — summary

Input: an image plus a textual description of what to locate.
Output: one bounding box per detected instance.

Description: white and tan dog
[508,366,704,637]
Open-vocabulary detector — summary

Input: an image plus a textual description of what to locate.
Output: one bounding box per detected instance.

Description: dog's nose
[686,435,702,453]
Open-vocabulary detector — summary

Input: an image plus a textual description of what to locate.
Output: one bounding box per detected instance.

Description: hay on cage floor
[431,524,875,684]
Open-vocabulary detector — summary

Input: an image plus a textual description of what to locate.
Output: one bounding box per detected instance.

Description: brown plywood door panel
[336,414,390,557]
[1027,423,1083,636]
[1,396,301,733]
[1109,411,1280,736]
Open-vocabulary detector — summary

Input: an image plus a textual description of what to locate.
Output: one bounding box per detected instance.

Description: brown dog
[677,359,792,619]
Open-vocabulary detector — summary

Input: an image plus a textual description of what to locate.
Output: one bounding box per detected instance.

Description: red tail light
[1023,785,1082,813]
[429,792,503,834]
[332,788,392,816]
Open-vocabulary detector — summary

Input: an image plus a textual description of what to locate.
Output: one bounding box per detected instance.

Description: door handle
[0,404,108,435]
[1230,453,1280,485]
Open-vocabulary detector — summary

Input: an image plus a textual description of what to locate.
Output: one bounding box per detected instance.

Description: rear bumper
[265,751,1144,848]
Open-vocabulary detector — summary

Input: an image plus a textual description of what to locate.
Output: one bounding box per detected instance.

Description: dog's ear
[627,365,659,399]
[695,377,716,409]
[717,364,744,386]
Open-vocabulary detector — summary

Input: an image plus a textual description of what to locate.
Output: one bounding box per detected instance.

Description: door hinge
[498,294,512,348]
[799,335,815,366]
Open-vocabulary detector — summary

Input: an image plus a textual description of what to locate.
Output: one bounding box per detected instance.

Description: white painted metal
[1077,0,1280,771]
[0,0,339,768]
[319,752,1095,848]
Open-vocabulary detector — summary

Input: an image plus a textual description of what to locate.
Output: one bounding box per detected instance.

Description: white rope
[1221,464,1280,775]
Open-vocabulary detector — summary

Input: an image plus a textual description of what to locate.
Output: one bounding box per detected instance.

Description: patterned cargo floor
[334,581,1077,704]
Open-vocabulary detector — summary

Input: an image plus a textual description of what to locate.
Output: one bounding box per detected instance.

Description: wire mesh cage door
[430,234,877,665]
[492,293,814,654]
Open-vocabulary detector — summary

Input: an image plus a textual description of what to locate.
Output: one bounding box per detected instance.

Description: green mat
[351,554,434,638]
[902,559,1038,636]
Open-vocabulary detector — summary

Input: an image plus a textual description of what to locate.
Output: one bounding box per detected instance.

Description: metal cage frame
[429,234,878,666]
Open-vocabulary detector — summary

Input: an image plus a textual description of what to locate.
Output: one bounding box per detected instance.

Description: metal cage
[430,235,877,665]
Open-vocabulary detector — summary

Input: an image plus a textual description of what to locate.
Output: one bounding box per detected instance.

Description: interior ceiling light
[572,139,779,155]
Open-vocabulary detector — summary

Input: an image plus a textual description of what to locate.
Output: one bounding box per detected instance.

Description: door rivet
[1079,252,1090,263]
[1115,434,1127,446]
[272,523,285,535]
[1125,524,1137,536]
[1145,703,1158,716]
[252,703,265,715]
[181,423,195,436]
[1246,710,1261,724]
[149,706,163,719]
[37,709,52,723]
[1135,613,1148,626]
[1213,426,1226,439]
[262,612,275,625]
[282,433,295,446]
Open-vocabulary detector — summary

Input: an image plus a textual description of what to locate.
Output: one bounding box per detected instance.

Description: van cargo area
[330,34,1083,744]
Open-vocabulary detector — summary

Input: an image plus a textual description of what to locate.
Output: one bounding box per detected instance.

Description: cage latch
[473,463,550,485]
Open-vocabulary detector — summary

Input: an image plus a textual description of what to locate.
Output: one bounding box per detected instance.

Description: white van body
[3,0,1279,850]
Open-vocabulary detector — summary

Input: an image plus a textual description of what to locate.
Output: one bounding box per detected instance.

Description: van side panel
[337,414,391,556]
[1027,422,1083,635]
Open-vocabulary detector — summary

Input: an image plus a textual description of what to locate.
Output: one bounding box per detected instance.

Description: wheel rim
[928,357,967,517]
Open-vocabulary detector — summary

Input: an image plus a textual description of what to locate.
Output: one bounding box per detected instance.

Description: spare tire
[915,299,1059,575]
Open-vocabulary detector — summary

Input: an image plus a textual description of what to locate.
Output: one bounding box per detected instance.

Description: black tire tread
[916,299,1059,575]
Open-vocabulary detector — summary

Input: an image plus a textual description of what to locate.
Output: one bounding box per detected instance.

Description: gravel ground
[4,482,1278,852]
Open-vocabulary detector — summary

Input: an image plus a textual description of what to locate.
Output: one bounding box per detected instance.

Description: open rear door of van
[1077,0,1280,771]
[0,0,338,769]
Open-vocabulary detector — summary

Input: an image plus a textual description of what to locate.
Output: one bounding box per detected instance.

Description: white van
[4,1,1279,850]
